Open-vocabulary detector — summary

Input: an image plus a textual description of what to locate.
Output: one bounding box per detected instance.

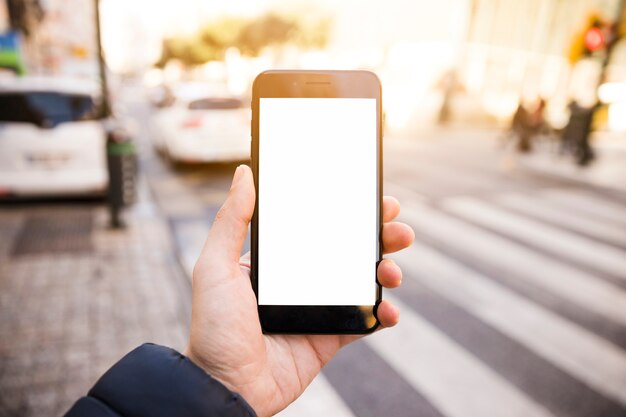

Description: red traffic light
[584,27,605,51]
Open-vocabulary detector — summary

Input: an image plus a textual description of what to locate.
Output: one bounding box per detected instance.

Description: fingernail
[230,165,244,190]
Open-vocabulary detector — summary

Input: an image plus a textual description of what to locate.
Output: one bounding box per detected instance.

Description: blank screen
[258,98,377,306]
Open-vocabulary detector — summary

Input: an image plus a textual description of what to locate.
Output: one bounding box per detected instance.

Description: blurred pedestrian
[507,102,528,150]
[521,98,547,153]
[560,100,580,156]
[561,100,595,166]
[528,99,547,132]
[507,99,547,153]
[505,101,533,153]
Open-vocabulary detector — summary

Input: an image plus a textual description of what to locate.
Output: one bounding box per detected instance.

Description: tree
[155,12,330,67]
[236,13,296,56]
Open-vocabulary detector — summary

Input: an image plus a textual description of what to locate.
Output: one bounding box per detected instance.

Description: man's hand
[185,165,414,417]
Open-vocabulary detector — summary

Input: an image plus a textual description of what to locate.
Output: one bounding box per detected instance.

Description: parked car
[150,83,250,164]
[0,77,108,197]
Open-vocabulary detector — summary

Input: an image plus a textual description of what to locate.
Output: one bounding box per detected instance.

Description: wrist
[183,345,267,416]
[183,345,216,382]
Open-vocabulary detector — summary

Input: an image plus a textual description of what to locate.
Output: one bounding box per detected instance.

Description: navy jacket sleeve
[64,343,257,417]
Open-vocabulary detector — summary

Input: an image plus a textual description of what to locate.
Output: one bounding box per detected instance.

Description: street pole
[94,0,124,227]
[600,0,625,84]
[94,0,111,118]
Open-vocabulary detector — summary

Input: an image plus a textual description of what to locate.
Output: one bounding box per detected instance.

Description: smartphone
[251,70,382,334]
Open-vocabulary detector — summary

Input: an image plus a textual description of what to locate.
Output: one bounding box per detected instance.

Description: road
[135,98,626,417]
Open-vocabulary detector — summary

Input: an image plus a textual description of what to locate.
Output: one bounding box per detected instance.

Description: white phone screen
[258,98,378,306]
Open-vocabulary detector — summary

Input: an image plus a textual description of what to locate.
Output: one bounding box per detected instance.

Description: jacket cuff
[87,343,257,417]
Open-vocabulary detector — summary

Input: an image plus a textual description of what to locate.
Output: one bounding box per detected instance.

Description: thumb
[196,165,255,278]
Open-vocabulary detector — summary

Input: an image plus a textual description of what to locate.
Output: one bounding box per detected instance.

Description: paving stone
[11,210,93,256]
[0,201,189,417]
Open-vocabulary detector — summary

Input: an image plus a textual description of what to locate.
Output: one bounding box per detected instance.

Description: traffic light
[583,18,608,56]
[567,13,610,64]
[584,26,605,52]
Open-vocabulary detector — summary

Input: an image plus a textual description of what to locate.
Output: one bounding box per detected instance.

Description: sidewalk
[518,131,626,194]
[0,180,190,417]
[395,126,625,194]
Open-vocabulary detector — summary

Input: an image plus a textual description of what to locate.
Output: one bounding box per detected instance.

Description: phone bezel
[251,70,383,334]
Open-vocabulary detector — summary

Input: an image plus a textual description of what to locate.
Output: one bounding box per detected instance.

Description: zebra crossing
[442,197,626,281]
[495,193,626,247]
[134,98,626,417]
[367,295,554,417]
[278,183,626,417]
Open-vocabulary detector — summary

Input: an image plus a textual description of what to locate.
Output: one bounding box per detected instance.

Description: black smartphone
[251,70,382,334]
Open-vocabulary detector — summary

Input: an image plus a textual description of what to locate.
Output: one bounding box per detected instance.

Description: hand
[185,165,414,417]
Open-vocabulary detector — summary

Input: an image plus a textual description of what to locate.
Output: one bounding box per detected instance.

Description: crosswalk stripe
[442,197,626,281]
[366,295,554,417]
[397,201,626,327]
[496,193,626,247]
[276,374,355,417]
[323,339,445,417]
[541,189,626,227]
[393,241,626,408]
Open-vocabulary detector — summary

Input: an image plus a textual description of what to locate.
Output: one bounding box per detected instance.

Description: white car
[150,84,250,164]
[0,77,108,197]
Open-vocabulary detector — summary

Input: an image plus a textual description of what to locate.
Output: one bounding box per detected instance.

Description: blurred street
[2,0,626,415]
[2,93,625,416]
